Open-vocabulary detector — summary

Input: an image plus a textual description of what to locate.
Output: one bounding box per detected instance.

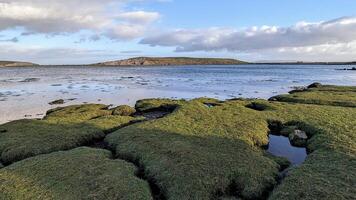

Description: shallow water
[267,135,307,166]
[0,65,355,124]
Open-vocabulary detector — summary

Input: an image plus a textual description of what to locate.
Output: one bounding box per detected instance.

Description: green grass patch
[0,85,355,199]
[0,147,152,200]
[107,95,356,199]
[0,104,140,164]
[270,84,356,107]
[106,99,283,199]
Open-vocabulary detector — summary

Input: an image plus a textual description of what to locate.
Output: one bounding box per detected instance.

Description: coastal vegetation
[94,57,246,66]
[0,84,355,199]
[0,61,38,67]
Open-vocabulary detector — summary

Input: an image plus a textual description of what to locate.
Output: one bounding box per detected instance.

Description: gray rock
[289,129,308,147]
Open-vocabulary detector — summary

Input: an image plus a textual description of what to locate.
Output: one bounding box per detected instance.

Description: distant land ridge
[93,57,246,66]
[0,61,38,67]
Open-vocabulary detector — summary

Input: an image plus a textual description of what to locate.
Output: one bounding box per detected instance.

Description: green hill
[94,57,246,66]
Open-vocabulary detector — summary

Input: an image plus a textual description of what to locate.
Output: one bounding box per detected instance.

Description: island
[0,61,38,67]
[93,57,246,66]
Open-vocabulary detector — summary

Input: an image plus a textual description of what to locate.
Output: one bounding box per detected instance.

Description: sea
[0,65,355,124]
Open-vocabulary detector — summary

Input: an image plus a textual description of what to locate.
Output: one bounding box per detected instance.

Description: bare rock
[289,129,308,147]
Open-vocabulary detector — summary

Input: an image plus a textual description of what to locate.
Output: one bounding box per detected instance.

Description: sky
[0,0,355,64]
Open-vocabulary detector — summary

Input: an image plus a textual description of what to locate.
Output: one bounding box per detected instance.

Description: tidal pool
[267,134,307,166]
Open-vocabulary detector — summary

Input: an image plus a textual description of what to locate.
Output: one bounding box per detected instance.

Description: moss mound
[107,89,356,199]
[0,104,140,164]
[0,147,152,200]
[270,84,356,107]
[106,99,283,199]
[0,84,355,199]
[112,105,136,116]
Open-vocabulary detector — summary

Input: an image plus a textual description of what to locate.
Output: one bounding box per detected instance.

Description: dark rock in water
[19,78,39,82]
[289,130,308,147]
[336,67,356,71]
[49,99,65,105]
[307,82,322,88]
[51,84,62,87]
[112,105,136,116]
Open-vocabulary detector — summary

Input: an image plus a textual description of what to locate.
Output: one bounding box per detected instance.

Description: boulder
[289,129,308,147]
[112,105,136,116]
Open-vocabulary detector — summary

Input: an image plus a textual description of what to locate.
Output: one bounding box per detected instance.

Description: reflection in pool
[267,134,307,166]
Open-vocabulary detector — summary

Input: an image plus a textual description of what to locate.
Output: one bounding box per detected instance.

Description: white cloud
[0,0,161,40]
[116,11,160,24]
[0,43,119,64]
[140,17,356,60]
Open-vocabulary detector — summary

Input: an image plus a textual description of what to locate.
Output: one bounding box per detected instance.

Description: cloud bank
[140,17,356,60]
[0,0,160,40]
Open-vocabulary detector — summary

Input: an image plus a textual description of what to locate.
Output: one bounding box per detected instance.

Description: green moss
[1,84,355,199]
[112,105,136,116]
[106,100,281,199]
[0,147,152,200]
[0,119,104,164]
[44,104,112,123]
[270,84,356,107]
[135,98,182,112]
[85,115,137,133]
[0,104,141,164]
[107,94,356,199]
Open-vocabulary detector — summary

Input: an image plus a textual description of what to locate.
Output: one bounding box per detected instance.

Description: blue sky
[0,0,355,64]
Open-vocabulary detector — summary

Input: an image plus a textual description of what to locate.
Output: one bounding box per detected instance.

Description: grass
[0,84,355,199]
[270,84,356,107]
[0,147,152,200]
[106,99,285,199]
[106,89,356,199]
[0,104,140,164]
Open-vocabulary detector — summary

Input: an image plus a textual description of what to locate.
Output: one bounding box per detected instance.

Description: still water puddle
[267,134,307,166]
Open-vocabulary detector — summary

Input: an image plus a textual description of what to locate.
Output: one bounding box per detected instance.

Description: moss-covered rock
[0,104,141,164]
[0,147,152,200]
[270,84,356,107]
[112,105,136,116]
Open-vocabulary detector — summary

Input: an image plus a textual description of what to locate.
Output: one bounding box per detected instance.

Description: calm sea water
[0,65,355,123]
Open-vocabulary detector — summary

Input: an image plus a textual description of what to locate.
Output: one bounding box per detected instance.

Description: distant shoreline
[1,56,356,67]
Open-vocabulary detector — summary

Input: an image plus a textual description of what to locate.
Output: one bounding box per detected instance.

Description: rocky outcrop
[0,61,38,67]
[94,57,246,66]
